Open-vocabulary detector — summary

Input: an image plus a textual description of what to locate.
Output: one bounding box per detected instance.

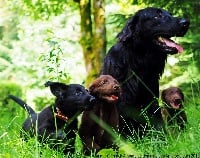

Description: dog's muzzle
[84,96,96,110]
[89,96,96,103]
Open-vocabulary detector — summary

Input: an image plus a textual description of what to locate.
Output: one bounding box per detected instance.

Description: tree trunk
[76,0,106,86]
[91,0,106,79]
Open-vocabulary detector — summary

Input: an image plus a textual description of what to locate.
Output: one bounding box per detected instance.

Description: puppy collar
[55,107,68,122]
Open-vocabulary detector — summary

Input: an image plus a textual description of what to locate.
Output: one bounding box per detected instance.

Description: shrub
[33,96,54,111]
[0,81,23,117]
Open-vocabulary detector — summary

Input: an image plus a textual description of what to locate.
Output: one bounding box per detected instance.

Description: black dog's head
[45,81,96,115]
[161,87,184,110]
[117,7,190,54]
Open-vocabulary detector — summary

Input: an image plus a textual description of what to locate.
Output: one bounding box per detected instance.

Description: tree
[75,0,106,85]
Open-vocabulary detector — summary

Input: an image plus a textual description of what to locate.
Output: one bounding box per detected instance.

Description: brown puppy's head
[161,87,184,110]
[89,75,121,103]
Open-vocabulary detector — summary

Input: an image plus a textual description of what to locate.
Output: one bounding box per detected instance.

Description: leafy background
[0,0,200,157]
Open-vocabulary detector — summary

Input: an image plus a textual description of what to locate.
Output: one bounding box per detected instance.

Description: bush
[0,81,23,117]
[33,96,54,111]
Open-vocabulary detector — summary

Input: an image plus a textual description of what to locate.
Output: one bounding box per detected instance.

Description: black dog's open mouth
[156,36,183,54]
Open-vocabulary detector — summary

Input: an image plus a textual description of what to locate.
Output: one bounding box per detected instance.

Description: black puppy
[101,7,190,137]
[9,81,95,154]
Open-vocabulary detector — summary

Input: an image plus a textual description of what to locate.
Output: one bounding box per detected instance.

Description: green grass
[1,99,200,158]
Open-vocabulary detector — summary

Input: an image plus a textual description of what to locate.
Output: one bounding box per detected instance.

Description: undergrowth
[0,97,200,158]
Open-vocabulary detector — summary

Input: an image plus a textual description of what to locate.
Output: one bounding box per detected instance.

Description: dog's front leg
[63,130,76,154]
[83,137,101,155]
[37,124,58,142]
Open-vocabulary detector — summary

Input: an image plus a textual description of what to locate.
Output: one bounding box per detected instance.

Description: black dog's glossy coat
[9,81,95,154]
[101,7,189,137]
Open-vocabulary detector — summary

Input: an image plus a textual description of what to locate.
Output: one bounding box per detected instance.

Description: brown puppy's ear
[161,89,166,102]
[88,84,95,93]
[45,81,68,98]
[179,89,184,102]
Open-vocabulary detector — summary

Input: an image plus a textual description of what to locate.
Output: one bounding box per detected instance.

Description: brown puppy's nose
[113,84,120,90]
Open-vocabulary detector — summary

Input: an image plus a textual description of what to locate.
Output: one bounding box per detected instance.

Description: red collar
[55,107,68,122]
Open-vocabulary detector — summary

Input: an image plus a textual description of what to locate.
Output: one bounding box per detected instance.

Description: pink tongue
[162,38,183,53]
[171,103,180,109]
[111,95,118,100]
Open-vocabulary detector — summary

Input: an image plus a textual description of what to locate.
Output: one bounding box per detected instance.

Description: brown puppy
[161,87,187,131]
[79,75,121,155]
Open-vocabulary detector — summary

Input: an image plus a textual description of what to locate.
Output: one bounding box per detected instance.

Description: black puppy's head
[161,87,184,110]
[45,81,96,114]
[117,7,190,54]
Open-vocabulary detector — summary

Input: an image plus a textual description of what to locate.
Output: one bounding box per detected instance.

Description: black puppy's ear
[45,81,68,98]
[117,15,139,42]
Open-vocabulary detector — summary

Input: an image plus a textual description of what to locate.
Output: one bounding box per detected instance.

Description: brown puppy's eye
[98,80,108,87]
[97,81,104,87]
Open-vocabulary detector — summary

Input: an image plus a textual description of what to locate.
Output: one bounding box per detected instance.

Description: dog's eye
[75,90,83,96]
[154,14,162,19]
[154,10,163,19]
[98,80,106,86]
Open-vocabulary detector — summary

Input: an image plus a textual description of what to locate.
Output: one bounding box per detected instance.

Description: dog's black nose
[179,19,190,28]
[89,96,96,103]
[113,84,120,90]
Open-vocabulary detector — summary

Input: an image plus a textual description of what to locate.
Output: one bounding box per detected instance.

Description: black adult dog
[101,7,190,137]
[9,81,95,154]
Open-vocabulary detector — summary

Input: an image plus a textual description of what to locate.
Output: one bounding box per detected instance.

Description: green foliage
[6,0,78,20]
[0,1,199,157]
[39,37,71,83]
[33,96,54,111]
[0,81,23,117]
[0,3,85,89]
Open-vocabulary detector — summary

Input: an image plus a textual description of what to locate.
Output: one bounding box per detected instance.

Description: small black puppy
[9,81,95,154]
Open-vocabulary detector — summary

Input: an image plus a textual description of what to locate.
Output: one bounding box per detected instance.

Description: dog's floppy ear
[88,84,95,93]
[161,89,166,102]
[117,14,139,42]
[178,88,184,102]
[45,81,68,98]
